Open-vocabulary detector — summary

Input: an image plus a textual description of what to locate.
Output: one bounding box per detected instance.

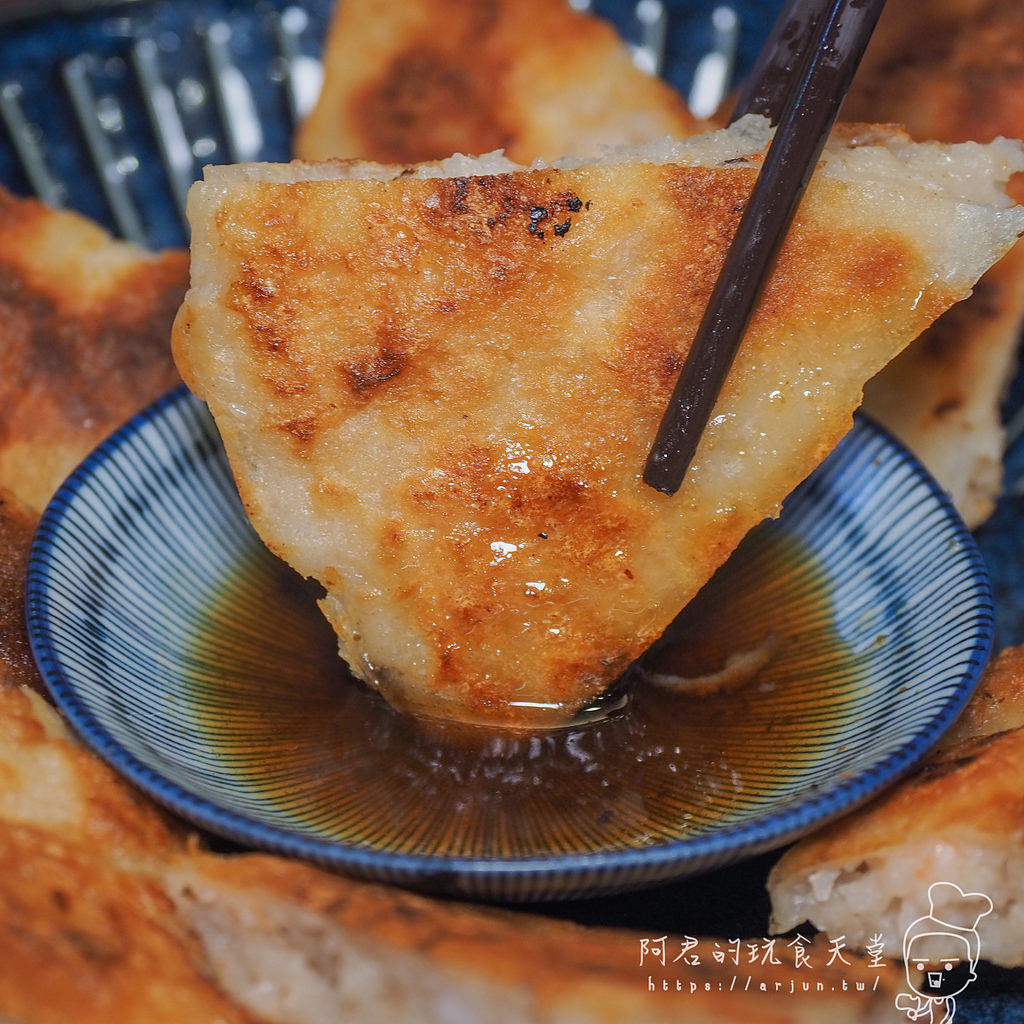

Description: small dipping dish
[26,386,991,901]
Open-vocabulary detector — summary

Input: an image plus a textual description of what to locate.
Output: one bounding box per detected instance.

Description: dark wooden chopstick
[731,0,843,123]
[642,0,887,495]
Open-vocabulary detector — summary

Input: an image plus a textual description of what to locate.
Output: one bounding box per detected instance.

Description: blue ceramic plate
[25,386,992,901]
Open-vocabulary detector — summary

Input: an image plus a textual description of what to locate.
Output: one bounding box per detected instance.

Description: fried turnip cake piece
[768,645,1024,969]
[0,186,186,516]
[173,118,1024,726]
[844,0,1024,526]
[164,849,906,1024]
[0,674,260,1024]
[294,0,705,165]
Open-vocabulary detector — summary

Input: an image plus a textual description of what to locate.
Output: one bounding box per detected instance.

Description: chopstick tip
[642,441,689,495]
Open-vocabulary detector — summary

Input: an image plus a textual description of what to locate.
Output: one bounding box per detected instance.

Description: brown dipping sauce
[192,522,860,861]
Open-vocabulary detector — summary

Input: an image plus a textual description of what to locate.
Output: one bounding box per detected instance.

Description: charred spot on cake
[525,192,588,242]
[528,205,548,240]
[230,271,302,368]
[343,346,409,395]
[427,178,590,245]
[483,191,529,231]
[431,176,493,226]
[450,178,471,216]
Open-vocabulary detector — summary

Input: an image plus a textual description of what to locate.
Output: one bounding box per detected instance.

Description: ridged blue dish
[26,386,992,901]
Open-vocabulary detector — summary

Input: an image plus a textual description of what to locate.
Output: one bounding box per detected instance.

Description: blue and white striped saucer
[25,386,992,902]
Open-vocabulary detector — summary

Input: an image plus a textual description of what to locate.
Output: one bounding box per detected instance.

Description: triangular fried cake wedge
[843,0,1024,526]
[0,186,186,516]
[172,118,1024,727]
[294,0,705,164]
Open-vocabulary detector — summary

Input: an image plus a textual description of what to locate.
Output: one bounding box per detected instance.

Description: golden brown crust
[0,684,183,856]
[0,488,255,1022]
[0,177,920,1022]
[844,0,1024,147]
[0,681,263,1024]
[0,186,186,515]
[295,0,704,164]
[0,314,898,1023]
[0,823,260,1024]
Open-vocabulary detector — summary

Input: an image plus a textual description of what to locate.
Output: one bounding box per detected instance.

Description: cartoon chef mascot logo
[895,882,993,1023]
